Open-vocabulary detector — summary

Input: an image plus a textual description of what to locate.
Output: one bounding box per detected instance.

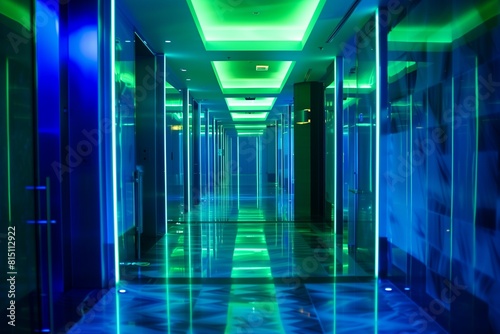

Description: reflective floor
[68,185,448,333]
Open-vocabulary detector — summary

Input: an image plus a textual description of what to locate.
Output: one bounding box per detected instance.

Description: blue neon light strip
[374,9,381,279]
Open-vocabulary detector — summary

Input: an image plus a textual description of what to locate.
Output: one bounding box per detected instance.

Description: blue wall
[384,0,500,332]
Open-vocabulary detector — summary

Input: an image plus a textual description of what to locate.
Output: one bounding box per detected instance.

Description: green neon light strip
[231,112,269,121]
[234,124,267,130]
[212,61,294,94]
[237,131,264,136]
[375,9,380,279]
[225,97,276,111]
[187,0,326,51]
[6,58,11,223]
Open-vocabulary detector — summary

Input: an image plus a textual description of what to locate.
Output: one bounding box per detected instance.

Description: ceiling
[117,0,380,124]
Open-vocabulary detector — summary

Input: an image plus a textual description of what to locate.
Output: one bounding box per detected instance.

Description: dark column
[135,36,158,244]
[293,81,326,222]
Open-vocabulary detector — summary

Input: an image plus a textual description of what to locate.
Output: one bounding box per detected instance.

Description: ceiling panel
[187,0,327,51]
[212,60,294,94]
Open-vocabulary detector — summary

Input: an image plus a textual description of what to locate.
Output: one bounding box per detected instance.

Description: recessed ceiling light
[165,40,171,43]
[186,78,191,81]
[181,69,187,72]
[256,65,269,71]
[125,40,131,43]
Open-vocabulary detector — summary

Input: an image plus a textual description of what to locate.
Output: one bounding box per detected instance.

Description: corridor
[69,185,446,334]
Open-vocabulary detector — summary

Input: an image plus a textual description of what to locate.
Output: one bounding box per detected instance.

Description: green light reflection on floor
[225,211,285,333]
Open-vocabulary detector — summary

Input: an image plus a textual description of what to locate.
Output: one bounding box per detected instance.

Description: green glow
[119,73,134,87]
[226,221,284,333]
[0,0,30,29]
[388,61,417,82]
[6,58,11,223]
[327,80,372,90]
[231,112,269,121]
[234,124,267,130]
[111,0,120,284]
[187,0,326,51]
[212,61,294,94]
[374,9,380,279]
[165,82,177,91]
[237,130,264,136]
[389,0,500,43]
[225,97,276,111]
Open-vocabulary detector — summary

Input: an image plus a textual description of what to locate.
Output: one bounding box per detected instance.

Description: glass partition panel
[115,10,136,264]
[386,0,500,331]
[166,84,184,220]
[0,1,42,331]
[337,17,378,277]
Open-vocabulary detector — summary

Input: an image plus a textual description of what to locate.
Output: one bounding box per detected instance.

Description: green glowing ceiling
[186,0,326,51]
[231,112,269,122]
[0,0,30,29]
[212,61,295,95]
[225,97,276,111]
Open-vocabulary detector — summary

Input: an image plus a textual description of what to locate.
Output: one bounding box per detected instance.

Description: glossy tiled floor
[68,185,447,333]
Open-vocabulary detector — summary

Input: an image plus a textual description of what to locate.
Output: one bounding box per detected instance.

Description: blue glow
[118,289,127,293]
[384,287,393,292]
[111,0,119,286]
[374,8,381,279]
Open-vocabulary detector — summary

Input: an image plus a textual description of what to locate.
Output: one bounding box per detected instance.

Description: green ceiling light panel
[234,124,267,130]
[0,0,31,29]
[389,0,499,44]
[212,61,295,94]
[231,112,269,122]
[327,80,372,90]
[187,0,326,51]
[237,130,264,136]
[225,97,276,111]
[165,82,178,92]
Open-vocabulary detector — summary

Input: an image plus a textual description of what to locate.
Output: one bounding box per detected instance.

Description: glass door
[1,1,44,332]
